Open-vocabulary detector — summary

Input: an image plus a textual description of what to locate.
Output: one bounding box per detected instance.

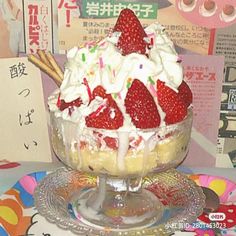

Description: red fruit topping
[113,8,149,55]
[82,77,93,101]
[85,86,124,129]
[157,80,187,125]
[125,79,160,129]
[92,85,108,99]
[93,131,118,149]
[104,137,118,150]
[178,81,193,107]
[57,94,82,111]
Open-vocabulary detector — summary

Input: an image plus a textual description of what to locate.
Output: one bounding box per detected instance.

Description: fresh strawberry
[85,86,124,129]
[113,8,149,55]
[57,94,82,111]
[178,81,192,107]
[125,79,160,128]
[157,80,187,124]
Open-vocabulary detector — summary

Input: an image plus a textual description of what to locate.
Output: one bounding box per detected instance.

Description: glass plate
[34,167,205,236]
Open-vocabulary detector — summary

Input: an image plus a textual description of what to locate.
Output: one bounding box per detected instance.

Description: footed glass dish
[34,109,205,234]
[34,168,205,235]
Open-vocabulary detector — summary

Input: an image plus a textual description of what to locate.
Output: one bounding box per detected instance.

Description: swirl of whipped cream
[59,22,183,102]
[49,22,184,127]
[146,23,183,91]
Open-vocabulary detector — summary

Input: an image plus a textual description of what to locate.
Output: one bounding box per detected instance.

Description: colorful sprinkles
[99,57,104,69]
[126,78,133,89]
[112,93,121,100]
[150,37,154,46]
[148,76,155,85]
[82,53,86,62]
[112,69,116,77]
[149,84,157,97]
[83,78,92,100]
[112,93,118,100]
[89,45,98,53]
[148,76,157,96]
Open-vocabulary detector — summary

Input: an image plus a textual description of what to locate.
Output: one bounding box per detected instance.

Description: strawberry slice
[104,137,118,150]
[125,79,160,129]
[178,81,193,107]
[113,8,149,55]
[93,131,118,149]
[157,80,187,124]
[57,94,82,111]
[85,86,124,129]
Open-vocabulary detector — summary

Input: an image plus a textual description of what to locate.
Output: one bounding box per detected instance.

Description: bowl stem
[70,174,164,230]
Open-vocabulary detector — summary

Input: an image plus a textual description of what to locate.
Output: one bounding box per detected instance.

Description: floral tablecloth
[0,162,236,236]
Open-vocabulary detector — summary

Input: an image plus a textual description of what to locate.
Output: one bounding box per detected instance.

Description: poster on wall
[1,0,236,167]
[57,0,211,54]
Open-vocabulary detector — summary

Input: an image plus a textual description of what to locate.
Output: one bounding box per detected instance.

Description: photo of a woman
[0,0,22,57]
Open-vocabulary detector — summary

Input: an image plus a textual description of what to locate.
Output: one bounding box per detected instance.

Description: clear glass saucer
[34,167,205,235]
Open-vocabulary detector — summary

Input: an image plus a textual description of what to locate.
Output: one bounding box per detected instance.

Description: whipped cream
[48,22,183,130]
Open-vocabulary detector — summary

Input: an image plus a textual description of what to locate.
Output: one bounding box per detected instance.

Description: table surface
[0,162,236,236]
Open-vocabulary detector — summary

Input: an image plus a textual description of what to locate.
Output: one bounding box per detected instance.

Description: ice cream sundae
[44,8,193,177]
[30,9,196,231]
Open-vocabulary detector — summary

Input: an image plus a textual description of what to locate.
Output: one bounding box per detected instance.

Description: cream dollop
[48,22,184,128]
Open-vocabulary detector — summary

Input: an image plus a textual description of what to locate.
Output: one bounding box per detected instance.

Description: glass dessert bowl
[30,8,200,234]
[50,108,193,230]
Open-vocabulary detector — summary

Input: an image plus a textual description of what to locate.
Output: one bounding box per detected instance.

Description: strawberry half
[178,81,192,107]
[113,8,149,55]
[125,79,160,129]
[85,86,124,129]
[157,80,187,124]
